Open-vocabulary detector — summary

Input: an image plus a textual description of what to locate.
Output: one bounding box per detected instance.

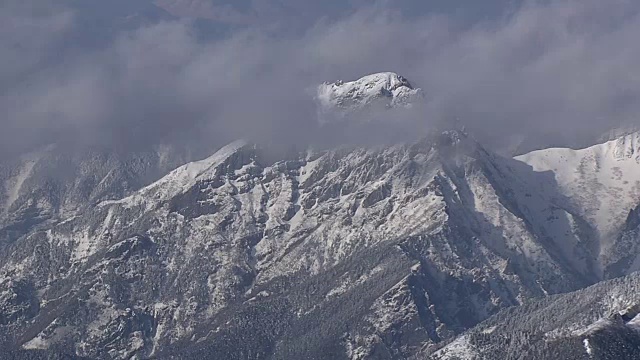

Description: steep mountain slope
[517,132,640,278]
[431,272,640,360]
[0,144,194,247]
[0,128,603,359]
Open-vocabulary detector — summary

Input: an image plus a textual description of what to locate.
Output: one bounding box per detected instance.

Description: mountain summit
[316,72,424,123]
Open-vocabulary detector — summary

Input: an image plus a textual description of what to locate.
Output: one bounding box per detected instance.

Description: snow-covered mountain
[1,73,640,359]
[431,272,640,360]
[316,72,424,124]
[517,132,640,278]
[0,144,197,245]
[0,132,597,358]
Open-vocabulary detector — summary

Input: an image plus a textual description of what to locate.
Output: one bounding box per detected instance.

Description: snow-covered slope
[0,144,195,248]
[0,127,605,359]
[316,72,423,123]
[517,131,640,277]
[431,272,640,360]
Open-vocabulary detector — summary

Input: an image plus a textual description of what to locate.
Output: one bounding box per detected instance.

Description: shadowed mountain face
[431,273,640,360]
[0,144,196,247]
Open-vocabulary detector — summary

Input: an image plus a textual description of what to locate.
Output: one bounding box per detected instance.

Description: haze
[2,0,640,159]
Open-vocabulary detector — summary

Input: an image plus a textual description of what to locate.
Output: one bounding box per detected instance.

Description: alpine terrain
[1,73,640,359]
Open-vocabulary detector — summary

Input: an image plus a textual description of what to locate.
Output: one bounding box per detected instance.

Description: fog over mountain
[3,1,640,359]
[3,0,640,159]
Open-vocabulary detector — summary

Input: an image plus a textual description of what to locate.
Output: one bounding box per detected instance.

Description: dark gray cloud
[153,0,520,28]
[2,0,640,159]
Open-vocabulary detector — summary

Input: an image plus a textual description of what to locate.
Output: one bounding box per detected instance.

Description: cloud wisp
[2,0,640,159]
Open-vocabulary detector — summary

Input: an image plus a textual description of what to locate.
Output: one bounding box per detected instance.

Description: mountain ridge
[1,73,639,359]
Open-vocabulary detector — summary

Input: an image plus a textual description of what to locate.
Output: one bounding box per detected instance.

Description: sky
[2,0,640,159]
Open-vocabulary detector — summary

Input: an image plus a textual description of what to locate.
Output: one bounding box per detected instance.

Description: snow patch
[583,338,593,356]
[433,335,475,359]
[3,155,40,213]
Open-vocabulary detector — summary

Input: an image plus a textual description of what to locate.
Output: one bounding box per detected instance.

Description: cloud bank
[2,0,640,159]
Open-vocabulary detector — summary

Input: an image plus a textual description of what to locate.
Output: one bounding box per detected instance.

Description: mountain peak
[316,72,423,118]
